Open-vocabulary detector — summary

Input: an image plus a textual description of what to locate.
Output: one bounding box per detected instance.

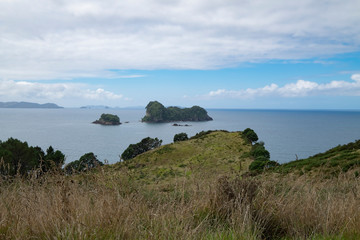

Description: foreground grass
[2,131,360,239]
[2,170,360,239]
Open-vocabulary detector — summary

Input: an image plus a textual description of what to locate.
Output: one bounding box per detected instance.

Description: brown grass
[1,169,360,239]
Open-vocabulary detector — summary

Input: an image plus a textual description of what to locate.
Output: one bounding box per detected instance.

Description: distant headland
[141,101,213,123]
[0,101,63,109]
[92,113,121,125]
[80,105,111,109]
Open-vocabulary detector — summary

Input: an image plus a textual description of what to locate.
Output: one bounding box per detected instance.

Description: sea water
[0,108,359,164]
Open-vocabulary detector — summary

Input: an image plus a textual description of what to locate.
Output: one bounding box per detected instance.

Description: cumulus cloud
[0,79,124,102]
[207,74,360,99]
[0,0,359,80]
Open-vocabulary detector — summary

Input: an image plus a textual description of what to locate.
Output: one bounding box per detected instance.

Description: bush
[251,147,270,159]
[250,142,270,159]
[64,152,103,175]
[249,160,267,172]
[248,139,278,173]
[174,133,189,142]
[243,128,258,143]
[121,137,162,160]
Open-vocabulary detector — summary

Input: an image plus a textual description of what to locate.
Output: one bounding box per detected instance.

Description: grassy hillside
[272,139,360,177]
[111,130,252,190]
[2,131,360,239]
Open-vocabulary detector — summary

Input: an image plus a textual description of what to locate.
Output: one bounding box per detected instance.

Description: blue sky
[0,0,359,109]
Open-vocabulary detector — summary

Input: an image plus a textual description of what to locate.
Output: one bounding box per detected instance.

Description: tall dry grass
[1,168,360,239]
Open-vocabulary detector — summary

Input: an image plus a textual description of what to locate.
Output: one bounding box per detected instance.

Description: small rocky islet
[92,113,121,125]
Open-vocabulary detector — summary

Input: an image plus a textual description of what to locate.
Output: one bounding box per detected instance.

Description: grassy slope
[109,131,252,190]
[3,131,360,239]
[272,139,360,177]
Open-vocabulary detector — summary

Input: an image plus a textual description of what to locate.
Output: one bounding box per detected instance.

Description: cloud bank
[0,0,359,80]
[207,74,360,99]
[0,79,124,103]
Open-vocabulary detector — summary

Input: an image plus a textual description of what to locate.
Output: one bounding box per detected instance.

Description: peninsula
[141,101,213,123]
[0,101,63,108]
[92,113,121,125]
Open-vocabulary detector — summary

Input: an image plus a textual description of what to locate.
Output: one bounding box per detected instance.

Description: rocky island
[141,101,213,123]
[92,113,121,125]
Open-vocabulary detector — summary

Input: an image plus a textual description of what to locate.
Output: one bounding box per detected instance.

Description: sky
[0,0,359,109]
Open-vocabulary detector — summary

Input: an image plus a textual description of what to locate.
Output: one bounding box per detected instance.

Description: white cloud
[84,88,123,100]
[0,79,124,103]
[206,74,360,99]
[0,0,359,80]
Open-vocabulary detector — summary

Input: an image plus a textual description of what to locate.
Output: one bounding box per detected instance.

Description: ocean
[0,108,359,164]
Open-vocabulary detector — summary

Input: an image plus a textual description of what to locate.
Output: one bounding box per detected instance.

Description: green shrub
[174,132,189,142]
[64,152,103,175]
[121,137,162,160]
[251,143,270,160]
[243,128,258,143]
[249,160,267,171]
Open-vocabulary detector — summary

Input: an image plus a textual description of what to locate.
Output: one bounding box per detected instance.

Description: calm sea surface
[0,108,359,164]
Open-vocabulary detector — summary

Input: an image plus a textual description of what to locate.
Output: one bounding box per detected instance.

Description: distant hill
[0,101,63,108]
[141,101,213,123]
[80,105,110,109]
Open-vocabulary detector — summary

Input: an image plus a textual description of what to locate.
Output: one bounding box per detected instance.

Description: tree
[64,152,103,175]
[243,128,258,143]
[251,146,270,159]
[0,138,43,176]
[121,137,162,160]
[248,140,278,173]
[173,133,189,142]
[42,146,65,172]
[0,138,65,176]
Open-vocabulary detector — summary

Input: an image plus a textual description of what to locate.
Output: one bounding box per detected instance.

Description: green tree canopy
[121,137,162,160]
[173,133,189,142]
[64,152,103,175]
[243,128,259,143]
[42,146,65,172]
[0,138,65,176]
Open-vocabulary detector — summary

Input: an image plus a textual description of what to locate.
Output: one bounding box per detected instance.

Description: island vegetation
[92,113,121,125]
[1,130,360,239]
[141,101,213,123]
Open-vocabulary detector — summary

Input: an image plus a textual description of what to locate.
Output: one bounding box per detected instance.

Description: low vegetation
[64,152,103,175]
[173,132,189,142]
[121,137,163,161]
[1,130,360,239]
[273,139,360,177]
